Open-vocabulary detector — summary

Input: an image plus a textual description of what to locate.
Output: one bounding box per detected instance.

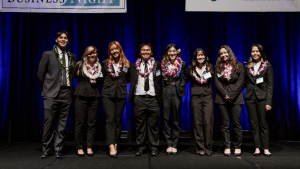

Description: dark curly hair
[189,48,214,76]
[216,45,240,74]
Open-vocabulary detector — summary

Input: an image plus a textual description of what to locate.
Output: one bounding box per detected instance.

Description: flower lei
[161,57,183,78]
[135,57,155,77]
[53,45,72,71]
[249,60,268,76]
[107,61,123,78]
[193,66,211,84]
[224,63,233,80]
[83,61,102,84]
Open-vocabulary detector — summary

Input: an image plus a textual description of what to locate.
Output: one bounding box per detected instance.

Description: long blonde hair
[104,41,130,68]
[77,45,99,76]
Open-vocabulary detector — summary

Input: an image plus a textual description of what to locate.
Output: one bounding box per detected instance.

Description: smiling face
[55,33,68,50]
[219,48,229,63]
[196,50,205,65]
[168,47,177,63]
[140,45,153,61]
[87,49,97,65]
[251,46,261,63]
[110,44,120,60]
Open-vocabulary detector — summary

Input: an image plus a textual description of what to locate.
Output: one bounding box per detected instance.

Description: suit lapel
[153,60,157,81]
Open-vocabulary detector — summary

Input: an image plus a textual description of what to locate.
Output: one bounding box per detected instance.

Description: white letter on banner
[98,0,101,3]
[89,0,95,3]
[110,0,112,3]
[102,0,106,3]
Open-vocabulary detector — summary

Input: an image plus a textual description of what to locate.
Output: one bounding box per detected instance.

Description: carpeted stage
[0,141,300,169]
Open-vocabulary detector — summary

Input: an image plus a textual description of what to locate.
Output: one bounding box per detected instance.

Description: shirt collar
[56,46,66,54]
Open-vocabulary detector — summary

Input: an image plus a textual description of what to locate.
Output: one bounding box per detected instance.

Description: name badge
[123,66,128,73]
[203,72,212,79]
[256,77,263,84]
[156,70,161,76]
[217,72,224,78]
[99,72,103,78]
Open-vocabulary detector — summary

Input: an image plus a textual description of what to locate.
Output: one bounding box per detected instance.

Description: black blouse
[74,60,102,97]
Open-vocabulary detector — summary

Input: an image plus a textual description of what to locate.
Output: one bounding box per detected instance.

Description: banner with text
[186,0,300,12]
[0,0,127,13]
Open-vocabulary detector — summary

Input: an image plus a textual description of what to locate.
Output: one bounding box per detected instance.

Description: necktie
[61,52,68,86]
[144,60,149,92]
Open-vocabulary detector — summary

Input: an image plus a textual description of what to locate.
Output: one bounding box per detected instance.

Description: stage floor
[0,141,300,169]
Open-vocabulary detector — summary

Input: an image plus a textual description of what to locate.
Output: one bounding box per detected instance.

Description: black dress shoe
[166,151,172,155]
[87,153,94,157]
[77,153,85,157]
[253,153,260,156]
[205,153,212,156]
[264,153,271,157]
[151,150,158,156]
[224,153,231,157]
[40,152,49,158]
[135,149,143,156]
[109,154,117,158]
[234,153,241,156]
[54,152,62,158]
[199,153,205,156]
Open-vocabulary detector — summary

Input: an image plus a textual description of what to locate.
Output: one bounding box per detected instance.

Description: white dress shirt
[196,65,206,77]
[57,47,70,86]
[113,62,120,76]
[135,59,156,96]
[254,61,261,74]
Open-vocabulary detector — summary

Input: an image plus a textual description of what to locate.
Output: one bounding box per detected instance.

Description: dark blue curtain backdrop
[1,0,300,142]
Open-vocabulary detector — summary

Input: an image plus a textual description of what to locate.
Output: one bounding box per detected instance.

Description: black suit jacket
[37,49,76,98]
[101,61,131,98]
[74,60,102,97]
[184,66,214,96]
[214,62,244,105]
[128,60,162,104]
[162,61,187,97]
[243,63,274,106]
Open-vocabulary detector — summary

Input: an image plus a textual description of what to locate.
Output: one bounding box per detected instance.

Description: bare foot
[109,144,116,155]
[166,147,172,153]
[87,148,93,154]
[78,149,84,155]
[264,149,271,155]
[115,144,117,154]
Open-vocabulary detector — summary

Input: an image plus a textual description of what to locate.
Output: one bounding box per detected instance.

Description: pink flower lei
[161,57,182,77]
[224,63,233,81]
[192,67,211,84]
[84,61,101,84]
[107,61,122,78]
[135,57,155,77]
[249,60,268,76]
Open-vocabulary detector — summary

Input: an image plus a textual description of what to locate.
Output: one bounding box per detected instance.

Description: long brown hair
[77,45,99,76]
[104,41,130,68]
[216,45,240,74]
[189,48,214,76]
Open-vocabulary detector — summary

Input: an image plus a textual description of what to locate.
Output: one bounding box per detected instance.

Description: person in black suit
[185,48,214,156]
[214,45,244,157]
[102,41,131,158]
[74,46,102,157]
[160,44,187,155]
[244,44,273,157]
[37,30,76,158]
[128,43,162,156]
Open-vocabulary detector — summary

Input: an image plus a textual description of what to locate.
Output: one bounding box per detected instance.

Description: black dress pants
[75,96,99,149]
[102,97,126,145]
[245,92,269,149]
[133,95,160,150]
[218,104,242,149]
[162,85,182,148]
[42,88,72,153]
[191,95,214,154]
